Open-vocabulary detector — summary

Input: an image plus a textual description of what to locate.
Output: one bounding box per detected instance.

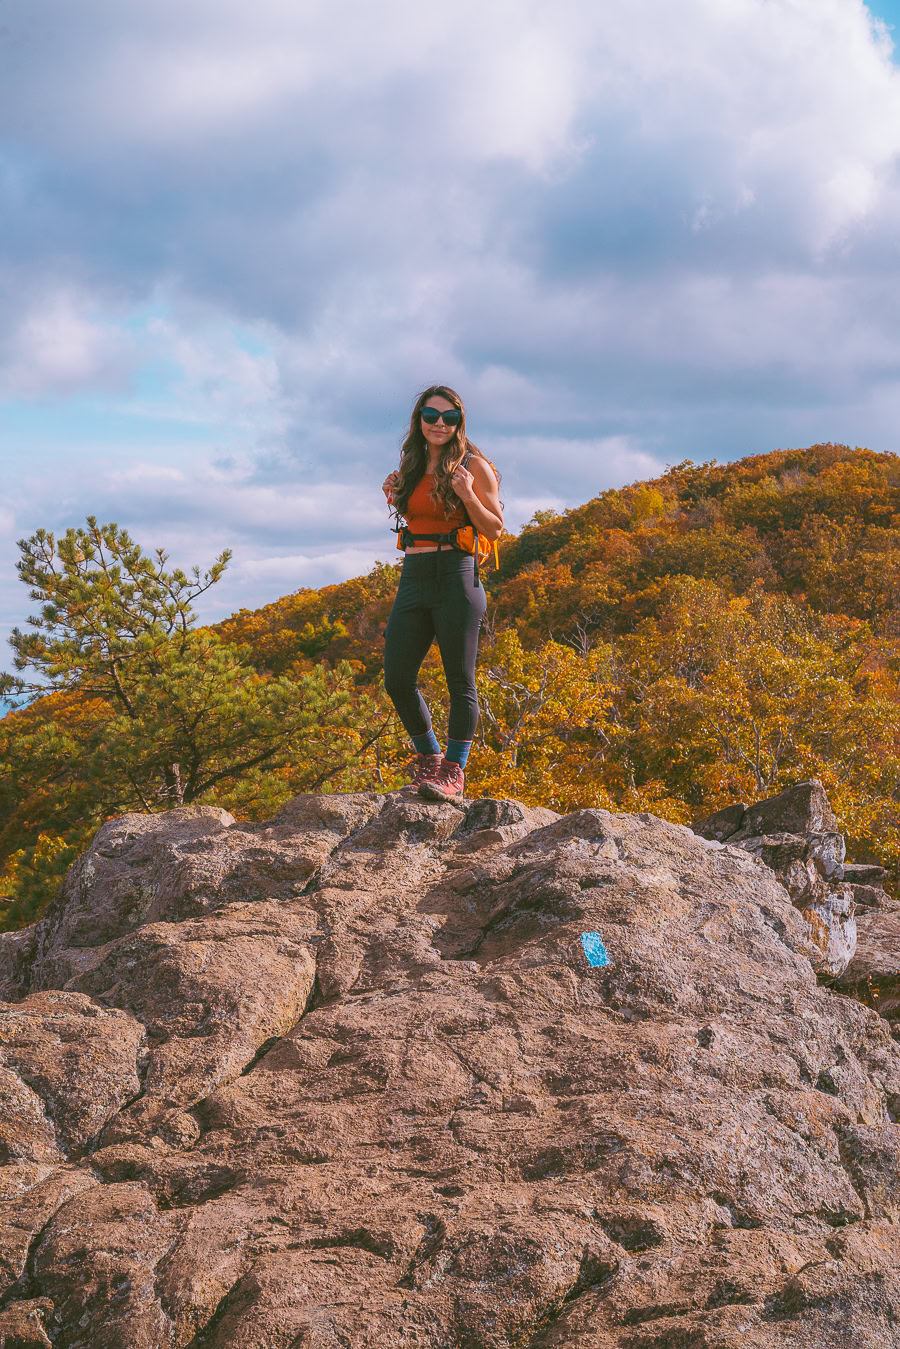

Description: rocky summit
[1,787,900,1348]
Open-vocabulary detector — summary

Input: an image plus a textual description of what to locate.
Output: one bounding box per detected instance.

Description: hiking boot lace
[420,757,465,799]
[405,753,443,790]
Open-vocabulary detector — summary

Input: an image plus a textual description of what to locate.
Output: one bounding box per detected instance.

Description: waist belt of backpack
[397,526,482,587]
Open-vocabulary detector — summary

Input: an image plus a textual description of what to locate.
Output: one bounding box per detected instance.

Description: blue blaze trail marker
[580,931,609,968]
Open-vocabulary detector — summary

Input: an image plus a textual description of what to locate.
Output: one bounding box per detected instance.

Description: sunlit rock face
[1,790,900,1348]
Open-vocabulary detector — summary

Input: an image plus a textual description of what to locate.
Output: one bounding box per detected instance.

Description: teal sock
[445,738,472,768]
[412,728,441,756]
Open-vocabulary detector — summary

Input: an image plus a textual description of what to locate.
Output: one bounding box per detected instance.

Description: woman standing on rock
[382,386,503,803]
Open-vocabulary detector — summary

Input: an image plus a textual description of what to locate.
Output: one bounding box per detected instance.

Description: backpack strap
[460,451,481,587]
[392,452,496,588]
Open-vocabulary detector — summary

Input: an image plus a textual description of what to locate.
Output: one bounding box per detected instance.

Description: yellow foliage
[468,630,618,811]
[7,443,900,929]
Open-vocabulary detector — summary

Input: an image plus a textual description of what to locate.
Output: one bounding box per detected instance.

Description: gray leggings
[383,550,487,742]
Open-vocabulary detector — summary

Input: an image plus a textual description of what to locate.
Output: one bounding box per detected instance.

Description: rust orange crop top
[404,474,467,538]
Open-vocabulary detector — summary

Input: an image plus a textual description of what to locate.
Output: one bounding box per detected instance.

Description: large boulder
[693,779,839,841]
[833,908,900,1029]
[1,791,900,1346]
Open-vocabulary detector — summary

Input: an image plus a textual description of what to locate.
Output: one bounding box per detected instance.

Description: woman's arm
[451,458,504,540]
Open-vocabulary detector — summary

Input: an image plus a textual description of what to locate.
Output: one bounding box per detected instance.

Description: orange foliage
[6,442,900,931]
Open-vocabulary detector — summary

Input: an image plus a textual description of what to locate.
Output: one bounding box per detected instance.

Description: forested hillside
[3,442,899,929]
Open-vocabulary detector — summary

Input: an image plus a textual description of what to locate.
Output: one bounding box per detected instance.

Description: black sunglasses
[421,405,462,426]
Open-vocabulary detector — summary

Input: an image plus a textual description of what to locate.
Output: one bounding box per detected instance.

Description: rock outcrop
[1,790,900,1347]
[834,901,900,1035]
[693,779,858,977]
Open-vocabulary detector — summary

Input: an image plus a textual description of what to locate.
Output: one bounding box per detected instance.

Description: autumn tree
[614,577,900,862]
[468,629,619,810]
[2,516,399,808]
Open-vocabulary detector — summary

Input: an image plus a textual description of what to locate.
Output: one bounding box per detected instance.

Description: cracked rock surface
[1,791,900,1346]
[693,779,859,977]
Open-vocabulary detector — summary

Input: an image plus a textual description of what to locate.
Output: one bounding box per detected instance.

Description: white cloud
[99,454,387,541]
[141,315,289,436]
[3,0,900,650]
[0,289,135,398]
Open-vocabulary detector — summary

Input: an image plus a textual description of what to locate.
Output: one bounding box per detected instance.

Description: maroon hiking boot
[399,753,444,795]
[418,757,465,803]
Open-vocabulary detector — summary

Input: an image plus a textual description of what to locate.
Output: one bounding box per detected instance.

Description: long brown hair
[391,385,498,520]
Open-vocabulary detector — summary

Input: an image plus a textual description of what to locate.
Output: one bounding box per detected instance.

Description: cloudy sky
[3,0,900,656]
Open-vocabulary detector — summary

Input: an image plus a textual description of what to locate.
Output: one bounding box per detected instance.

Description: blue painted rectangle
[580,931,609,967]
